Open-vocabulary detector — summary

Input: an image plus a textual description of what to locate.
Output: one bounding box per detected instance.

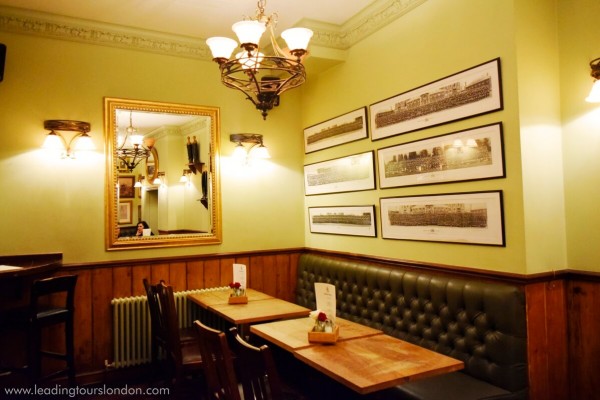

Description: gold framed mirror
[104,97,222,250]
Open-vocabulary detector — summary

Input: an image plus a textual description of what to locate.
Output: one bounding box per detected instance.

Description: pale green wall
[559,0,600,272]
[1,0,598,275]
[0,32,306,263]
[302,0,530,273]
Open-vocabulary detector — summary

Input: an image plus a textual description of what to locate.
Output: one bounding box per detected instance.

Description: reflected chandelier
[117,111,155,172]
[206,0,313,120]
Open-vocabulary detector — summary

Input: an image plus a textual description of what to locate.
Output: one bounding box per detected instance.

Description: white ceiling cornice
[0,0,427,60]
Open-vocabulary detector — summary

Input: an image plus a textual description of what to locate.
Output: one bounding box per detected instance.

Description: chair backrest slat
[194,320,241,400]
[227,327,283,400]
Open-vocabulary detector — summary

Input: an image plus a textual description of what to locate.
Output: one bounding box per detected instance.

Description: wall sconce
[153,172,165,186]
[42,120,95,158]
[179,169,192,183]
[134,175,145,188]
[230,134,270,164]
[585,57,600,102]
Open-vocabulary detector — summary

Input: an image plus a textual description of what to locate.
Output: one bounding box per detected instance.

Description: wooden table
[188,288,274,309]
[294,334,464,394]
[208,298,309,325]
[188,288,310,337]
[250,317,382,352]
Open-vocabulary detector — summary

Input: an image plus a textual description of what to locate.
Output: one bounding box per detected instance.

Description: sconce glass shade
[586,80,600,103]
[153,176,162,185]
[134,181,143,188]
[250,144,271,159]
[74,133,95,151]
[232,20,266,46]
[232,143,248,161]
[206,37,238,60]
[281,27,314,52]
[42,131,65,151]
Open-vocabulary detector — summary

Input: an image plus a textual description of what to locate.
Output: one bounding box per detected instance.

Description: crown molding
[0,0,427,60]
[0,6,209,59]
[302,0,428,50]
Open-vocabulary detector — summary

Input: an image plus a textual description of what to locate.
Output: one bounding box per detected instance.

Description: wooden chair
[28,275,78,385]
[227,327,284,400]
[143,278,197,370]
[155,281,203,394]
[193,320,241,400]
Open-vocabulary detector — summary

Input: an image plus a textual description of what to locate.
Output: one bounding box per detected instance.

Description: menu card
[232,263,247,289]
[314,282,336,324]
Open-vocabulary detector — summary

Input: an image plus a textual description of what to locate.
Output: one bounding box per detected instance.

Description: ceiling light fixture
[585,57,600,103]
[230,134,270,163]
[206,0,313,120]
[117,111,155,172]
[42,120,95,158]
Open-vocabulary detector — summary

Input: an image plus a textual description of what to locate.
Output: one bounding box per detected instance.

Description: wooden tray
[228,295,248,304]
[308,324,339,344]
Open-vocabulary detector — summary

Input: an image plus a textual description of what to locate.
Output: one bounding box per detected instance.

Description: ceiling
[0,0,375,39]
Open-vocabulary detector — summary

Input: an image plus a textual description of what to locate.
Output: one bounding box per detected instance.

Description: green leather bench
[295,253,528,400]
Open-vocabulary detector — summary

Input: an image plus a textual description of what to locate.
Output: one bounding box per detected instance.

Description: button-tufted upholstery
[296,253,528,400]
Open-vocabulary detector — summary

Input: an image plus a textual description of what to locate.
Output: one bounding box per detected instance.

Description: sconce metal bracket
[44,120,91,133]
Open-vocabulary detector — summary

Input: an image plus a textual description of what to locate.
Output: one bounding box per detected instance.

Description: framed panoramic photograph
[117,176,135,199]
[380,191,504,246]
[308,205,377,237]
[377,122,505,188]
[304,151,376,195]
[118,200,133,225]
[304,107,369,153]
[370,58,503,140]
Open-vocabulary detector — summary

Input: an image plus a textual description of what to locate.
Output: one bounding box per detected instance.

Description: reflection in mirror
[104,98,221,250]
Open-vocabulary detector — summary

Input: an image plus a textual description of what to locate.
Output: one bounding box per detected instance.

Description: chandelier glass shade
[117,111,154,172]
[206,0,313,119]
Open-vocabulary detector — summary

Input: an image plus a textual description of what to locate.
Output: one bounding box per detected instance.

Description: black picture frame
[370,58,503,140]
[377,122,505,188]
[380,190,505,246]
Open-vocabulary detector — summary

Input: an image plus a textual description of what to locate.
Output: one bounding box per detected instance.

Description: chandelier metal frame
[207,0,312,119]
[116,111,154,172]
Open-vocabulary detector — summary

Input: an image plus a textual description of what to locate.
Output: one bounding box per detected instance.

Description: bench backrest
[295,253,528,394]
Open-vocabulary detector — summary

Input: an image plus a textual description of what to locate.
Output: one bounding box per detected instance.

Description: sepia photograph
[370,58,503,140]
[380,191,504,245]
[117,176,135,199]
[304,151,376,195]
[304,107,368,153]
[377,123,505,188]
[309,205,377,237]
[118,200,133,225]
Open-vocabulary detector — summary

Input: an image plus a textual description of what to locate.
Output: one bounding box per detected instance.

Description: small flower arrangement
[311,311,333,333]
[229,282,245,297]
[308,310,338,343]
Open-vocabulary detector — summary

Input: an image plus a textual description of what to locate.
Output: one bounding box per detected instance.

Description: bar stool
[27,274,78,385]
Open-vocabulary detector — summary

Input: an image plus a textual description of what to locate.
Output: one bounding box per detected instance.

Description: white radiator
[110,286,227,369]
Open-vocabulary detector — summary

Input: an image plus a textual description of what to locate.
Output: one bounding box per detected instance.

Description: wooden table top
[188,288,274,309]
[294,334,464,394]
[208,297,310,325]
[250,317,383,352]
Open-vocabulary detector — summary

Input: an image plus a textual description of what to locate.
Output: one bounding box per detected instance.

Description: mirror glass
[104,97,222,250]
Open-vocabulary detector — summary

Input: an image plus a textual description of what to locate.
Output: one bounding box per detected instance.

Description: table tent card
[314,282,336,324]
[233,263,247,289]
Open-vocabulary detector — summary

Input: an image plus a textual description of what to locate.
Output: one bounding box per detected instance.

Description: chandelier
[117,111,155,172]
[205,0,313,120]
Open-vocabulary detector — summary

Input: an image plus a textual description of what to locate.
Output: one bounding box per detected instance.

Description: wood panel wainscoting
[5,249,598,399]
